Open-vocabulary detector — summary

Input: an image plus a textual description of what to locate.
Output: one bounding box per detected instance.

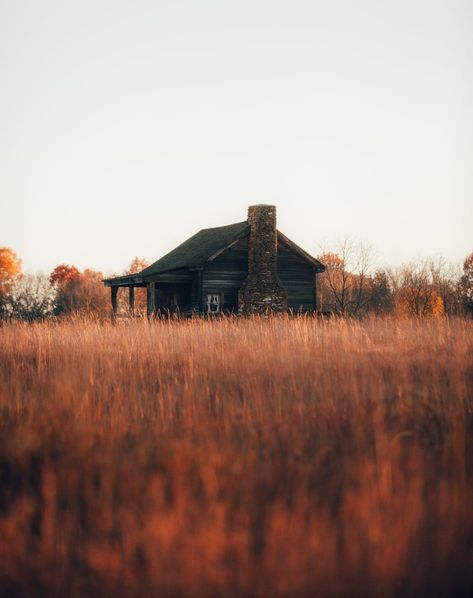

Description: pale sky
[1,0,472,275]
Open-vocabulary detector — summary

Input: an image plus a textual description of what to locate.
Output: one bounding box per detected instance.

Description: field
[0,316,472,597]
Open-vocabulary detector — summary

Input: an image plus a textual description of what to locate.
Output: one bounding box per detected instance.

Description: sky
[1,0,472,276]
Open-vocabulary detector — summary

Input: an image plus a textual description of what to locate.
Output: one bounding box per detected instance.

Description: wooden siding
[202,237,316,313]
[148,270,192,284]
[145,270,196,315]
[277,244,315,312]
[202,238,248,312]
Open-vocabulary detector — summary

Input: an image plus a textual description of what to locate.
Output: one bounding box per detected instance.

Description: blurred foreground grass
[0,316,472,596]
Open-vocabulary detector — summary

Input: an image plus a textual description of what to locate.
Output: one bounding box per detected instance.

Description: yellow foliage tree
[396,287,444,317]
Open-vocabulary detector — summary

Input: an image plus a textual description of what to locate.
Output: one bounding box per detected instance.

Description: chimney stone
[238,205,287,314]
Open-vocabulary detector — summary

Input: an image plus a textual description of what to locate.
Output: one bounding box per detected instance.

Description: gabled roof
[103,221,249,285]
[104,219,325,286]
[141,220,250,276]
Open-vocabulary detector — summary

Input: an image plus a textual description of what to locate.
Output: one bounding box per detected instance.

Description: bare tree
[318,237,374,316]
[460,252,473,316]
[428,257,462,316]
[367,269,394,315]
[389,260,444,317]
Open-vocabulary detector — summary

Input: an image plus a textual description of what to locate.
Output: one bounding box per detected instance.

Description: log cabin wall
[148,270,196,314]
[202,237,249,312]
[276,243,316,312]
[202,236,316,313]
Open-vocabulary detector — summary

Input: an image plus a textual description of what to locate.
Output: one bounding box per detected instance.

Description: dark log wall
[149,270,196,314]
[202,238,248,312]
[277,244,316,312]
[156,284,193,312]
[202,237,316,313]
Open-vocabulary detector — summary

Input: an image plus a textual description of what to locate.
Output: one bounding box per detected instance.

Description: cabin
[103,205,325,316]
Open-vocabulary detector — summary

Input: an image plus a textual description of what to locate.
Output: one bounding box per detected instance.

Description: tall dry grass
[0,316,472,596]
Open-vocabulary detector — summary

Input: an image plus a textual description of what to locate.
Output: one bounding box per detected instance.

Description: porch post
[147,282,156,318]
[111,286,118,320]
[128,286,135,317]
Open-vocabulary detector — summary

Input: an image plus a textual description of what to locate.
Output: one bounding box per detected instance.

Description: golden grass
[0,316,472,596]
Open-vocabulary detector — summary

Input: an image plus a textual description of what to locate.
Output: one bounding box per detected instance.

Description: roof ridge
[200,220,248,231]
[104,219,324,285]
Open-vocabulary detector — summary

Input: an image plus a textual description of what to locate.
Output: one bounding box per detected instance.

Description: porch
[104,269,202,318]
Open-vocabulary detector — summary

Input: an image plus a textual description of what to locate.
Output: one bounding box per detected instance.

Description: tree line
[0,244,472,321]
[0,250,149,321]
[317,239,473,317]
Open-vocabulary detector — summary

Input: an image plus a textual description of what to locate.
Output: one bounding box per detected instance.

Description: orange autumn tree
[0,248,22,318]
[0,247,22,294]
[49,264,80,287]
[49,264,108,317]
[126,257,149,275]
[49,264,81,315]
[70,269,109,316]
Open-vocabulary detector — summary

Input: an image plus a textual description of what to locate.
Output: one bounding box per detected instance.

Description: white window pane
[206,294,220,313]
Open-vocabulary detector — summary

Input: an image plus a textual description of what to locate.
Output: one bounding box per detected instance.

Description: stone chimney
[238,205,287,314]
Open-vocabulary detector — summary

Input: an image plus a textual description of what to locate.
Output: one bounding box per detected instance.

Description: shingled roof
[104,219,324,286]
[103,221,250,285]
[140,221,249,277]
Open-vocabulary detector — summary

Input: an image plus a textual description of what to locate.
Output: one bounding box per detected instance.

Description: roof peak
[103,211,325,285]
[200,220,247,232]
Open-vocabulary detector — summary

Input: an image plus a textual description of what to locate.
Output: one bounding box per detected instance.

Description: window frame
[205,292,224,315]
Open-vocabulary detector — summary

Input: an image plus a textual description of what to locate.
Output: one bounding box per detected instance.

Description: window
[206,293,221,314]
